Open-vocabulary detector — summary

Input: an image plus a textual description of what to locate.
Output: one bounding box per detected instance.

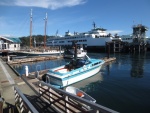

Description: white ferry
[46,23,121,52]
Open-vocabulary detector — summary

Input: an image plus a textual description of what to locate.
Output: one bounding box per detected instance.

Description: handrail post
[65,95,70,113]
[49,88,53,103]
[39,83,42,96]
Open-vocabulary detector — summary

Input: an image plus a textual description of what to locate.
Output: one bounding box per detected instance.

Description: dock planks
[7,56,63,64]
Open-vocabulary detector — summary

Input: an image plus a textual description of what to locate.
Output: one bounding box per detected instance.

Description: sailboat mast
[44,13,47,49]
[30,9,32,49]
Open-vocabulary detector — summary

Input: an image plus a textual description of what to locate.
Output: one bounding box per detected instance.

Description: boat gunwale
[46,59,104,79]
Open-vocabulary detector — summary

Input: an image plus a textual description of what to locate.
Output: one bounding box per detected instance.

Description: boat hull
[13,50,64,56]
[65,86,96,103]
[46,61,103,88]
[62,65,102,87]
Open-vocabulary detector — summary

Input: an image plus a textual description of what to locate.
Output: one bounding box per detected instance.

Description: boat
[45,41,105,88]
[63,46,87,58]
[14,50,63,56]
[46,22,121,52]
[65,86,96,103]
[14,9,63,56]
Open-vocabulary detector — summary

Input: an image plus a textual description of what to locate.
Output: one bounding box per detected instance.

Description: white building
[0,36,21,51]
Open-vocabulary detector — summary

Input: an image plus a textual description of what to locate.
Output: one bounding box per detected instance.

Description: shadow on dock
[24,94,57,113]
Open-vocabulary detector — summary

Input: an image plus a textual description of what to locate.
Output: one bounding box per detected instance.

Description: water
[12,52,150,113]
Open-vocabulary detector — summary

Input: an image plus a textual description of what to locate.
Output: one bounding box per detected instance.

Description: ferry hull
[87,46,106,52]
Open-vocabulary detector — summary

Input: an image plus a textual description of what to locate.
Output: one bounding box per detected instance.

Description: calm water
[12,52,150,113]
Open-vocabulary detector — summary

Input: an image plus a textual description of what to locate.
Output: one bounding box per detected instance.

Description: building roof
[7,37,21,43]
[0,36,21,43]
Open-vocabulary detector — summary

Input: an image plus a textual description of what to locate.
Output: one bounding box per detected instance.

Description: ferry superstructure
[46,23,121,52]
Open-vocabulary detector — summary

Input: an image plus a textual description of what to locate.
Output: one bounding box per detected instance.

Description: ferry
[46,22,121,52]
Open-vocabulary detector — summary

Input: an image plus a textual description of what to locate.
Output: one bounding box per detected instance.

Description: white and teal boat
[45,54,104,88]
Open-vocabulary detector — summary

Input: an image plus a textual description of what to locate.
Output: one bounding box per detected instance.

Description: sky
[0,0,150,37]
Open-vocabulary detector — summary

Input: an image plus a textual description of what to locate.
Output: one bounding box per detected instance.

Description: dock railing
[38,81,119,113]
[14,86,39,113]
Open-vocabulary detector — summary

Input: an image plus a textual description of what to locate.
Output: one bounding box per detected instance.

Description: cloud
[0,0,86,10]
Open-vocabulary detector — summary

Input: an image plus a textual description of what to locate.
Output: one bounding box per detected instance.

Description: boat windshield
[65,58,89,70]
[76,59,86,67]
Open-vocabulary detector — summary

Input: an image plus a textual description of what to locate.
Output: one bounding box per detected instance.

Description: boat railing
[38,81,119,113]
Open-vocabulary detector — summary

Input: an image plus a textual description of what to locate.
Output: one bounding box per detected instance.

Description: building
[0,36,21,51]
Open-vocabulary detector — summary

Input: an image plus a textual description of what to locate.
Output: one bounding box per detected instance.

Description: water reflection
[72,72,103,91]
[130,53,146,78]
[11,59,68,75]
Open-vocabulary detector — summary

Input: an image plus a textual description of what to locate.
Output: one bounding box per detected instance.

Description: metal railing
[39,81,119,113]
[14,86,39,113]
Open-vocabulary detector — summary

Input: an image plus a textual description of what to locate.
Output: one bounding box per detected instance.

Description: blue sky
[0,0,150,37]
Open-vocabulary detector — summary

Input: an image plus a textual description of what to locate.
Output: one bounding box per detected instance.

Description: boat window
[92,62,100,66]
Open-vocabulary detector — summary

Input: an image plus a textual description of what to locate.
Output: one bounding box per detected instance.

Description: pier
[5,55,63,64]
[0,56,117,113]
[105,24,149,53]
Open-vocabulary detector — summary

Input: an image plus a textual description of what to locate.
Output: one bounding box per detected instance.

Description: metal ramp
[14,86,39,113]
[14,86,57,113]
[13,81,119,113]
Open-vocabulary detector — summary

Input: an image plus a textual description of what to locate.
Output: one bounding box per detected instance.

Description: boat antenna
[30,9,32,49]
[85,54,90,60]
[56,29,58,37]
[44,12,47,49]
[93,21,96,29]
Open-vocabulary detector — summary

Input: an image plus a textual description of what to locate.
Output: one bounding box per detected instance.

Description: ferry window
[59,41,64,43]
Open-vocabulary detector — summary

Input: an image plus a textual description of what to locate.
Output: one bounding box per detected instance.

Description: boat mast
[30,9,32,49]
[44,13,47,49]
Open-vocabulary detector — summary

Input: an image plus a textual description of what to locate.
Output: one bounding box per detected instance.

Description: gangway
[14,80,119,113]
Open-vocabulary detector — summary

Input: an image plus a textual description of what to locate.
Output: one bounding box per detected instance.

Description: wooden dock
[8,56,116,80]
[18,57,117,81]
[7,55,63,64]
[101,57,116,63]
